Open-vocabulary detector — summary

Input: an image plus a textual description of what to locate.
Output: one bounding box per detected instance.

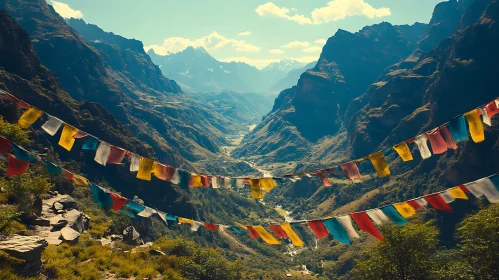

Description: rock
[56,195,78,210]
[0,235,47,262]
[122,226,141,245]
[63,209,89,233]
[61,227,80,243]
[49,215,68,228]
[31,218,50,227]
[55,209,66,215]
[110,234,123,241]
[100,238,112,246]
[149,249,165,256]
[46,231,62,246]
[53,202,63,211]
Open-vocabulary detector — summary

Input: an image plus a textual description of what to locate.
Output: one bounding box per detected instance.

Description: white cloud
[221,56,316,69]
[282,41,310,49]
[144,32,261,55]
[312,0,391,24]
[255,0,390,25]
[315,39,327,45]
[303,46,322,53]
[50,0,83,19]
[238,31,252,36]
[269,49,285,54]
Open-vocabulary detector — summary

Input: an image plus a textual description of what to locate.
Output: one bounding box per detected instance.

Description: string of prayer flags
[41,116,63,136]
[366,209,390,225]
[279,224,304,247]
[94,142,112,166]
[107,146,127,165]
[137,157,154,181]
[425,193,453,212]
[6,154,30,176]
[0,136,11,154]
[426,128,448,155]
[307,220,329,239]
[252,226,280,245]
[368,151,390,178]
[465,177,499,203]
[351,212,384,241]
[246,226,260,239]
[381,206,407,226]
[393,142,413,162]
[18,107,44,129]
[446,187,468,200]
[415,135,432,159]
[322,218,351,245]
[58,124,79,151]
[439,125,458,150]
[448,115,469,143]
[464,109,485,143]
[269,225,288,239]
[340,162,362,180]
[109,193,128,212]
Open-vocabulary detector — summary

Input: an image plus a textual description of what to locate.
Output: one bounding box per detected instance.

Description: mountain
[261,59,306,90]
[269,61,317,93]
[234,21,428,162]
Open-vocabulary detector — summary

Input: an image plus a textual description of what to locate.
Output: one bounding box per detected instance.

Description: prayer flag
[137,157,154,181]
[1,92,30,108]
[6,154,29,176]
[107,146,126,164]
[319,171,332,186]
[73,131,88,139]
[485,101,499,119]
[178,170,191,188]
[447,187,468,200]
[439,125,458,150]
[0,136,11,154]
[381,206,407,226]
[340,162,362,180]
[415,135,432,159]
[190,175,203,188]
[425,193,453,212]
[12,144,37,163]
[366,209,390,225]
[178,218,194,225]
[228,226,244,234]
[247,226,261,239]
[72,174,89,186]
[82,136,99,151]
[393,142,413,162]
[18,107,43,129]
[152,162,168,181]
[165,166,176,181]
[336,215,360,240]
[211,176,220,188]
[464,109,485,143]
[58,124,79,151]
[223,177,232,189]
[41,116,64,136]
[204,223,219,231]
[351,212,384,241]
[440,191,456,204]
[90,184,113,208]
[190,222,202,232]
[426,128,448,154]
[110,193,128,212]
[393,202,417,218]
[480,108,491,126]
[236,178,245,188]
[448,115,469,143]
[62,169,73,181]
[94,142,111,166]
[322,218,352,245]
[269,225,288,238]
[126,201,145,213]
[307,220,329,239]
[252,226,280,245]
[201,175,211,187]
[129,153,141,172]
[250,179,264,199]
[368,151,390,178]
[407,198,428,210]
[280,224,304,247]
[465,177,499,203]
[43,160,62,175]
[261,178,277,191]
[138,207,156,218]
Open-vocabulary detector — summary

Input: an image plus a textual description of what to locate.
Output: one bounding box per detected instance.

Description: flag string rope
[1,90,499,198]
[1,133,499,246]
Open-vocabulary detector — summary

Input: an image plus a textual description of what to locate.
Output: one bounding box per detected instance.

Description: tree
[350,222,439,280]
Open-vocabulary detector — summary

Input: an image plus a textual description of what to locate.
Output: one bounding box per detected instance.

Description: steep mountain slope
[269,61,317,93]
[234,22,428,162]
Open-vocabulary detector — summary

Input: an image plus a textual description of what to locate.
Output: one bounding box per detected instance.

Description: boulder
[46,231,62,246]
[31,217,50,227]
[49,215,68,228]
[100,238,112,246]
[61,227,80,243]
[122,226,141,245]
[63,209,89,233]
[56,195,78,210]
[110,234,123,241]
[53,202,63,211]
[0,235,47,261]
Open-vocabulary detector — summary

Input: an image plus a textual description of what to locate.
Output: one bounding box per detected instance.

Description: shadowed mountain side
[269,61,317,93]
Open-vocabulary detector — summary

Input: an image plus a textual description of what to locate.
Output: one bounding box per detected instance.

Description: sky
[48,0,443,69]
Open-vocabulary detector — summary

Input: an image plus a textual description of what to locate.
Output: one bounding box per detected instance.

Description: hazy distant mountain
[269,61,317,93]
[147,47,309,93]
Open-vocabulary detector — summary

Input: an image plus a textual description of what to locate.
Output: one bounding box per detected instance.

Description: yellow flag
[72,174,89,186]
[58,124,79,151]
[178,218,194,224]
[260,178,277,192]
[448,187,468,200]
[18,107,44,129]
[464,110,485,143]
[393,142,413,162]
[249,179,264,199]
[190,175,203,188]
[136,157,154,181]
[252,226,280,245]
[280,223,304,247]
[368,151,390,178]
[393,202,416,218]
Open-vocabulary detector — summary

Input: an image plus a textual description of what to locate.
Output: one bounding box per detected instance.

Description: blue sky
[49,0,443,69]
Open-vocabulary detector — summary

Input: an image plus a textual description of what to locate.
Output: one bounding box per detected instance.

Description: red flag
[459,185,471,193]
[318,171,332,187]
[6,154,30,176]
[165,166,176,181]
[109,193,128,212]
[485,101,499,118]
[204,223,219,231]
[0,136,11,154]
[351,212,384,241]
[407,200,425,210]
[269,225,288,238]
[201,175,211,187]
[426,128,447,154]
[439,125,457,150]
[340,162,362,180]
[62,169,74,181]
[425,194,453,212]
[247,226,261,239]
[307,220,329,239]
[107,146,127,164]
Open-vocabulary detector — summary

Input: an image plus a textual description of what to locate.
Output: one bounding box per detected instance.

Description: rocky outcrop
[0,235,47,276]
[122,226,142,245]
[60,227,80,243]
